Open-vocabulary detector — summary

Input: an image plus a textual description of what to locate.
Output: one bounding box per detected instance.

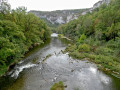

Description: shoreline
[58,34,120,79]
[0,39,51,77]
[66,50,120,79]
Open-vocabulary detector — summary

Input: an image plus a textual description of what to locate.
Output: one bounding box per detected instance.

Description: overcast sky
[8,0,100,11]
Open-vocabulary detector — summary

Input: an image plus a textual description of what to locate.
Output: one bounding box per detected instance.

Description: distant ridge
[29,0,111,27]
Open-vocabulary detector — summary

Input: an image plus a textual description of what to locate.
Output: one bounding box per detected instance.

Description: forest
[0,2,51,76]
[57,0,120,75]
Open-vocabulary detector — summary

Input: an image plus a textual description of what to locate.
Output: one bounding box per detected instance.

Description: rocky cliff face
[29,9,87,26]
[93,0,110,9]
[30,0,111,26]
[82,0,111,15]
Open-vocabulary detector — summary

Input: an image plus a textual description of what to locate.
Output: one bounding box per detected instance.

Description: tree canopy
[0,2,50,76]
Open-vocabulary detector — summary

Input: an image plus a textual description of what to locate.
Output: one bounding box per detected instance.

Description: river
[0,33,120,90]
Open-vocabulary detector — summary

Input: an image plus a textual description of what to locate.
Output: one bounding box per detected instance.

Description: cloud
[9,0,100,11]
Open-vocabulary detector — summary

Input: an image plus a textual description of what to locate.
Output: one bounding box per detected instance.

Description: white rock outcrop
[30,0,111,25]
[82,0,111,15]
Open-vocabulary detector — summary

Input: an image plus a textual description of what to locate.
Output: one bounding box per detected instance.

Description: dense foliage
[57,0,120,75]
[0,2,50,76]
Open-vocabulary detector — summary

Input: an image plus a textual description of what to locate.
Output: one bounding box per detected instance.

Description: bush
[69,51,86,59]
[65,45,77,52]
[58,34,64,38]
[78,44,90,52]
[77,34,86,45]
[50,81,64,90]
[95,47,113,55]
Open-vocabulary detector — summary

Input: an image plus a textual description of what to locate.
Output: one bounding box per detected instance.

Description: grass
[42,54,52,62]
[65,41,120,77]
[50,81,64,90]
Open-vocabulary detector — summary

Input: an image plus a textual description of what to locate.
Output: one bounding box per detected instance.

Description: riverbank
[65,44,120,78]
[58,34,71,41]
[58,34,120,78]
[0,5,51,77]
[0,39,51,77]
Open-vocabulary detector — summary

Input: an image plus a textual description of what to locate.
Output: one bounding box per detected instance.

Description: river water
[0,33,120,90]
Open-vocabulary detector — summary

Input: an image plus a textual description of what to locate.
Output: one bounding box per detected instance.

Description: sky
[8,0,100,11]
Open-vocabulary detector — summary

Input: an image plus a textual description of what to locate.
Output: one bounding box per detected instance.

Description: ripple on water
[99,72,112,85]
[89,67,97,74]
[8,63,37,79]
[51,33,58,37]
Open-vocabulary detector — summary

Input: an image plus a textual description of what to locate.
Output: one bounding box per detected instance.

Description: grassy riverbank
[65,41,120,77]
[58,33,120,77]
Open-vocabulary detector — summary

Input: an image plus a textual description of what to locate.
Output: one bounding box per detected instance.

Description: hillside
[29,0,111,27]
[29,9,88,27]
[57,0,120,76]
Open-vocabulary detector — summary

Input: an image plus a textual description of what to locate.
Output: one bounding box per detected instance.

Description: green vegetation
[0,2,50,76]
[57,0,120,76]
[42,54,52,62]
[50,81,64,90]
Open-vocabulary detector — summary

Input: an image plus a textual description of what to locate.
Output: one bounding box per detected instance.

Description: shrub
[69,51,86,59]
[65,45,77,52]
[50,81,64,90]
[96,47,113,55]
[78,44,90,52]
[77,34,86,44]
[58,34,64,38]
[87,54,96,60]
[79,34,86,43]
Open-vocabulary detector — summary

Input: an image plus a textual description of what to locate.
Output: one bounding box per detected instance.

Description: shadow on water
[0,33,120,90]
[25,38,51,57]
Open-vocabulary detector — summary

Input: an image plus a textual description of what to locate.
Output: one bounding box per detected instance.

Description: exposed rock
[71,69,74,72]
[93,0,110,9]
[29,9,88,26]
[82,0,111,15]
[64,85,67,88]
[29,0,111,26]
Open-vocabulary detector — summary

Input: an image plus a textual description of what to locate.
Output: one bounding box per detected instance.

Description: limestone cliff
[82,0,111,15]
[30,0,111,27]
[29,9,87,26]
